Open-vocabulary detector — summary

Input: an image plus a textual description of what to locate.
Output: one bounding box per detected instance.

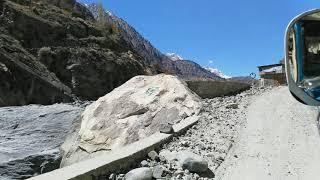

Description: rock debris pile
[105,87,270,180]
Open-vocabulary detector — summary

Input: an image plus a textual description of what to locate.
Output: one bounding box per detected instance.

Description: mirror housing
[285,9,320,106]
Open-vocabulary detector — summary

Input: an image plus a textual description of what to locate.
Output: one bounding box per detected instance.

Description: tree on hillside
[96,2,120,35]
[97,3,106,27]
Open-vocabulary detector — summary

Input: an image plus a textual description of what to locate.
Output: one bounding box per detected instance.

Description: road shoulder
[216,86,319,180]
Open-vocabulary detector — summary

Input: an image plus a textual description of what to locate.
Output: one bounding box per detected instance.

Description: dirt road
[216,87,320,180]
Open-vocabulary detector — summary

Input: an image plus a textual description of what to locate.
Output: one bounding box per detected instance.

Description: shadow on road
[199,169,215,178]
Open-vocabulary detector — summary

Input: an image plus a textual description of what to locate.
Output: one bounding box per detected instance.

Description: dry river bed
[107,87,271,180]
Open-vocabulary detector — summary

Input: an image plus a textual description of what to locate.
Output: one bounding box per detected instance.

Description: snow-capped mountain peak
[106,10,113,16]
[166,53,184,61]
[205,67,231,79]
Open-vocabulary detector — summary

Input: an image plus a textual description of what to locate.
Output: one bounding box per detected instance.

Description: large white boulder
[61,74,201,166]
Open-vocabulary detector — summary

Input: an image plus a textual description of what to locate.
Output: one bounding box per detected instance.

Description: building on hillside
[258,60,287,86]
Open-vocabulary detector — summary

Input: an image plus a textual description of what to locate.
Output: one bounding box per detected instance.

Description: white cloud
[209,60,213,64]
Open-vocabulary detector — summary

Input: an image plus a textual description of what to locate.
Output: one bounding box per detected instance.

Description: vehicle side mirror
[285,9,320,106]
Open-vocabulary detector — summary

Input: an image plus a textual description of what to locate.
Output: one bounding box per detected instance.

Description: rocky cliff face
[38,0,94,21]
[0,33,72,106]
[0,0,149,106]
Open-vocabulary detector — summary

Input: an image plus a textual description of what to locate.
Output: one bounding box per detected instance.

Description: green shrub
[38,47,52,59]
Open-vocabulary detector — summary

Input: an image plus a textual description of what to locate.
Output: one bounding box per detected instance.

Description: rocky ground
[106,87,272,180]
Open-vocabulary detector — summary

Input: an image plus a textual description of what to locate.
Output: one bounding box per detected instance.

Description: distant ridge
[86,4,221,80]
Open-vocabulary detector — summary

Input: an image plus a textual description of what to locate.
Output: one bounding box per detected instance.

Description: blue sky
[79,0,319,77]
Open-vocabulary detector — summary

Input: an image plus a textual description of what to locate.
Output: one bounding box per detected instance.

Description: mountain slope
[173,60,223,80]
[0,0,149,105]
[229,76,257,85]
[205,67,231,79]
[0,0,223,106]
[86,4,221,79]
[0,33,72,106]
[87,4,178,74]
[166,53,184,61]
